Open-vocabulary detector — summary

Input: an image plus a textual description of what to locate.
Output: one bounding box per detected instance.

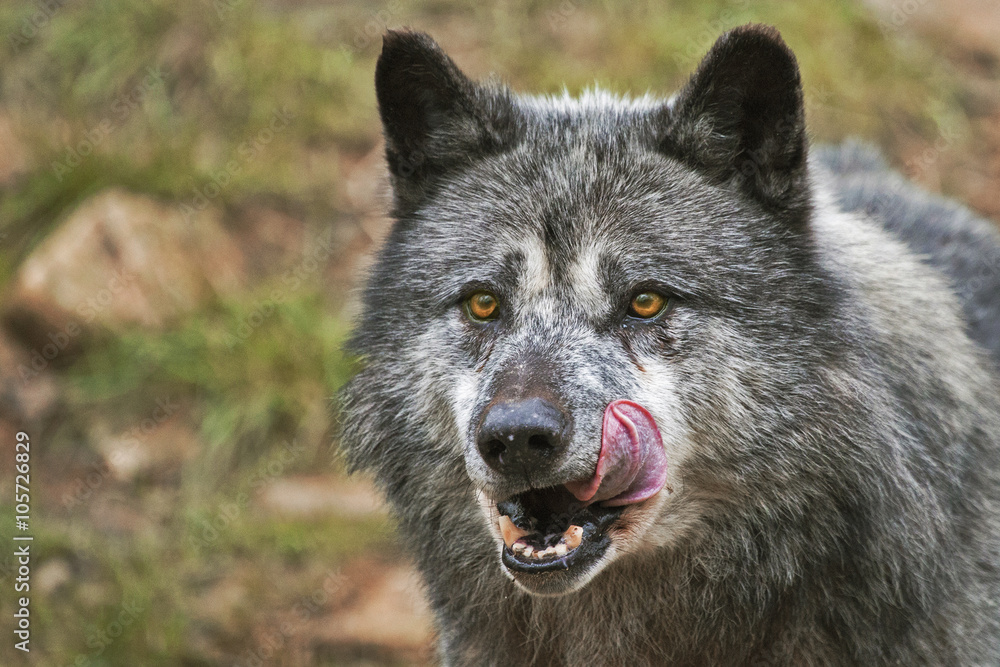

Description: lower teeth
[500,519,585,559]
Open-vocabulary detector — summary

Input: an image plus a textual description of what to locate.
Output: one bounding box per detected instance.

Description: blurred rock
[196,576,249,630]
[88,493,149,536]
[2,188,247,345]
[315,560,433,661]
[90,413,200,483]
[257,474,387,519]
[35,558,73,596]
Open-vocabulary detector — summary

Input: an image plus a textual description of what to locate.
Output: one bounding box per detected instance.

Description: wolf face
[340,23,1000,663]
[346,25,847,596]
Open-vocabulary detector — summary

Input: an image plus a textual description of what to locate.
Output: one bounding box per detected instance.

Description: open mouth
[496,485,625,573]
[489,400,669,584]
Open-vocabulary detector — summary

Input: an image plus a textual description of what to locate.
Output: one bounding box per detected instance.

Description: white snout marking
[451,371,479,447]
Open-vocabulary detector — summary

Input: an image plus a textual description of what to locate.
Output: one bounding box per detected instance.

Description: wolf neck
[428,544,809,665]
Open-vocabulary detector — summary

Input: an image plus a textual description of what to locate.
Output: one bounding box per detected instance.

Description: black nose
[476,397,570,474]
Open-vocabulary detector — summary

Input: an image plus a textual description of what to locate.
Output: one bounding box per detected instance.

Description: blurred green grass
[0,0,962,280]
[65,291,353,482]
[0,0,979,663]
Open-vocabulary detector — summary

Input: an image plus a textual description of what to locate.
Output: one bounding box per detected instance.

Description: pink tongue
[565,400,668,507]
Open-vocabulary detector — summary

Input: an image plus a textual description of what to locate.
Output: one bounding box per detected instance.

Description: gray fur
[340,25,1000,665]
[815,141,1000,365]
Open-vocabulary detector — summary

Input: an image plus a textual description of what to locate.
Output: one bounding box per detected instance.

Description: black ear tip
[379,29,441,59]
[376,29,451,89]
[717,23,797,64]
[664,22,808,207]
[376,29,439,95]
[727,22,785,43]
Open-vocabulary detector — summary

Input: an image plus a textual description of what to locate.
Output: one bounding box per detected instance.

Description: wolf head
[342,25,847,597]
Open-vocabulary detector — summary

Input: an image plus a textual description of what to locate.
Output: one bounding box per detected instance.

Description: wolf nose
[477,397,569,474]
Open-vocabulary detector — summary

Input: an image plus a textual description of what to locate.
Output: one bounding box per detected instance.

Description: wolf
[339,24,1000,665]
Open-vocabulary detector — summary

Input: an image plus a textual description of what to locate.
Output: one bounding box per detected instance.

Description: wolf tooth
[339,24,1000,665]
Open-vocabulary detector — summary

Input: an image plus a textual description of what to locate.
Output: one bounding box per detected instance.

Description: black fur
[375,30,522,216]
[660,25,809,215]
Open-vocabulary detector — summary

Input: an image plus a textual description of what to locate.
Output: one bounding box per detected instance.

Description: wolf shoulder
[815,141,1000,367]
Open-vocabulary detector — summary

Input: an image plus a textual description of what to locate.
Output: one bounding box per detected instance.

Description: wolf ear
[375,30,520,212]
[659,24,808,211]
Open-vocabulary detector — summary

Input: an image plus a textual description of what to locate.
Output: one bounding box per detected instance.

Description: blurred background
[0,0,997,664]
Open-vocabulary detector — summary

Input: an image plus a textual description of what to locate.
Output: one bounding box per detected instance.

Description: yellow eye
[629,292,667,319]
[466,291,499,321]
